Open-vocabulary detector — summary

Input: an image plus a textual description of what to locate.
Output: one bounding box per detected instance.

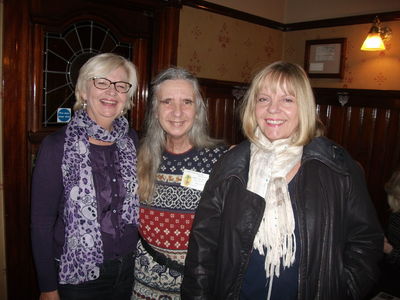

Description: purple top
[31,126,139,292]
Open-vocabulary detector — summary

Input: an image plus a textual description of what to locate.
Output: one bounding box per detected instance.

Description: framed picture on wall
[304,38,346,78]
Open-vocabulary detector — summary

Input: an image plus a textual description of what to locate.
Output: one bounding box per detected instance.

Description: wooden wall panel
[3,0,38,297]
[315,88,400,226]
[199,78,246,145]
[205,97,241,144]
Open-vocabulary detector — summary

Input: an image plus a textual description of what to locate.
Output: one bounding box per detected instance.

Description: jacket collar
[303,136,351,175]
[223,137,351,185]
[219,140,251,185]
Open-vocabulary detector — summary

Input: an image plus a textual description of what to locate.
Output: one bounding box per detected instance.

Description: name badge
[180,169,209,191]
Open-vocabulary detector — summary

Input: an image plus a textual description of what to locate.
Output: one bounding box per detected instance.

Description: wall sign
[304,38,346,78]
[57,108,71,123]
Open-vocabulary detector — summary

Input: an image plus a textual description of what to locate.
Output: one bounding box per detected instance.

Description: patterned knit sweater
[133,145,227,300]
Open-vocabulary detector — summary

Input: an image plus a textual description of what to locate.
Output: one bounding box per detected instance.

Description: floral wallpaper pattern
[218,23,231,48]
[178,6,283,83]
[178,6,400,90]
[188,50,201,75]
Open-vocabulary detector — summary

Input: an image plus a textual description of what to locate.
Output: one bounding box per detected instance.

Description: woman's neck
[87,110,113,132]
[165,137,192,154]
[286,161,300,183]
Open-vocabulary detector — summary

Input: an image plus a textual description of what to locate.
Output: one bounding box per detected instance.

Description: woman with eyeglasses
[31,53,140,300]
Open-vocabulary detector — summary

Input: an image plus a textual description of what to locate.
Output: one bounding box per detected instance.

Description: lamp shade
[361,32,386,51]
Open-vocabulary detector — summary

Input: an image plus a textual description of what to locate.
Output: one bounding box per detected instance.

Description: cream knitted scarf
[247,127,303,299]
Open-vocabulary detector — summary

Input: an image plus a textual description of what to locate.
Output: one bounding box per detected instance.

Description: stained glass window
[43,20,132,126]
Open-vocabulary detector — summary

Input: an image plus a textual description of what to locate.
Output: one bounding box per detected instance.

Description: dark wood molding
[286,11,400,31]
[313,87,400,109]
[183,0,400,31]
[198,77,247,90]
[182,0,285,31]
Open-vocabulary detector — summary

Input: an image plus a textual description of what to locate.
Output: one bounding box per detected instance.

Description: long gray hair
[137,67,219,203]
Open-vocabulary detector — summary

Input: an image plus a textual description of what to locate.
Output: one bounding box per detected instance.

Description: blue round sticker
[57,108,71,123]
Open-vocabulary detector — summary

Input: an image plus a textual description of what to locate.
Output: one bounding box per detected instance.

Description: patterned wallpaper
[178,6,283,84]
[178,6,400,91]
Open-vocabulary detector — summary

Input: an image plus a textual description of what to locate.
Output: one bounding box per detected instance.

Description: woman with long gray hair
[132,67,227,299]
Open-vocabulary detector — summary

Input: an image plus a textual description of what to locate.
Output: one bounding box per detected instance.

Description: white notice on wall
[315,45,336,61]
[309,62,324,72]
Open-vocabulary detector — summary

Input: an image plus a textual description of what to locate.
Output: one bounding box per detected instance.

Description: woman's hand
[39,290,60,300]
[384,237,394,254]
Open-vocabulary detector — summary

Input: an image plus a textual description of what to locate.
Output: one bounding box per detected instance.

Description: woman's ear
[80,87,88,102]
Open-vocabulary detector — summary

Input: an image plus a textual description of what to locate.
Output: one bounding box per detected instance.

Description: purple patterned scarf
[59,109,139,284]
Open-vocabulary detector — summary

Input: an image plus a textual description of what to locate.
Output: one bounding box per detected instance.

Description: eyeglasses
[91,77,132,93]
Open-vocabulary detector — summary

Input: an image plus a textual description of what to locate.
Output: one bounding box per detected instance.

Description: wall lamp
[361,16,392,51]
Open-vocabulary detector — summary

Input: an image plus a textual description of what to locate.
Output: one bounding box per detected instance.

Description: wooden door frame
[2,0,180,298]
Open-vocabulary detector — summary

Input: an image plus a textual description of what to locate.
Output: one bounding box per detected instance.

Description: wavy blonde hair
[240,61,324,146]
[137,67,220,203]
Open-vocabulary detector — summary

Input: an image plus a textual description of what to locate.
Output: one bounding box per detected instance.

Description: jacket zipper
[230,174,267,299]
[293,167,305,300]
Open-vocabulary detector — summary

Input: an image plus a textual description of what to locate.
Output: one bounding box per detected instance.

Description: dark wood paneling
[199,78,246,145]
[151,5,180,75]
[131,38,151,132]
[315,88,400,226]
[3,0,38,298]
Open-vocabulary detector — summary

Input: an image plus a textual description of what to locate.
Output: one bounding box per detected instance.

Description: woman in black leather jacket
[181,61,383,300]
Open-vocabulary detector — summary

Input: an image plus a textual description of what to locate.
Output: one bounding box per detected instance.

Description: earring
[82,102,87,110]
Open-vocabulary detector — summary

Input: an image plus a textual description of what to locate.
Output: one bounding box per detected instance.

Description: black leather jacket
[182,137,383,300]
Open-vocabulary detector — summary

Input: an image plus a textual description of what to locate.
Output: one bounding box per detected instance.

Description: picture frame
[304,38,346,78]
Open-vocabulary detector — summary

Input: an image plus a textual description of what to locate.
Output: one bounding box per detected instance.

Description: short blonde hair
[74,53,138,112]
[241,61,323,146]
[385,170,400,212]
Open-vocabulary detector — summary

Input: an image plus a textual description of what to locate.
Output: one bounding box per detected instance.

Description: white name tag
[180,169,209,191]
